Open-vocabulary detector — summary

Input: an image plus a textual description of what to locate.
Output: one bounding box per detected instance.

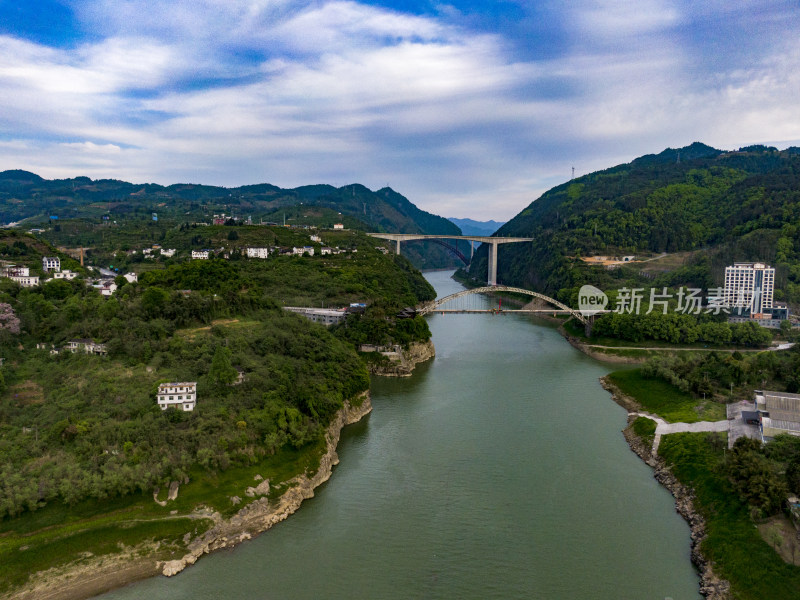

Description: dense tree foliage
[0,231,434,518]
[468,144,800,306]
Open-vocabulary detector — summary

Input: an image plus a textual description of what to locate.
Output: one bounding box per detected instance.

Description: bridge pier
[488,241,498,286]
[396,239,401,255]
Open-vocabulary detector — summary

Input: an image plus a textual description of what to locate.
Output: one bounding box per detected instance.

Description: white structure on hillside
[123,272,138,283]
[160,248,176,257]
[333,223,344,230]
[54,270,78,280]
[292,246,314,256]
[10,275,39,287]
[724,262,775,315]
[67,339,107,355]
[157,382,197,411]
[284,306,347,325]
[42,256,61,272]
[310,234,321,242]
[192,250,210,260]
[246,247,272,259]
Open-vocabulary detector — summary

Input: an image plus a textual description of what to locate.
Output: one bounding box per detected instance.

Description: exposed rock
[153,487,166,507]
[623,415,732,600]
[160,392,372,577]
[167,481,180,501]
[230,496,241,506]
[368,340,435,377]
[254,474,263,481]
[245,479,270,498]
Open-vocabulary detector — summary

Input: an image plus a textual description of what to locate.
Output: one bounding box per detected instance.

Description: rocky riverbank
[367,340,435,377]
[603,376,732,600]
[6,393,373,600]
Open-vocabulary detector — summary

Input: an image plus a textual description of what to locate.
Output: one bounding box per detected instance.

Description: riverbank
[5,393,373,600]
[602,376,732,599]
[366,340,435,377]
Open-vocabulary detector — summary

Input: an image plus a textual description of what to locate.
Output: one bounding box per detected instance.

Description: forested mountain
[467,143,800,305]
[0,172,463,268]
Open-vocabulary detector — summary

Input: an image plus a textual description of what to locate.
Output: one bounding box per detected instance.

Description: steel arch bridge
[418,285,588,324]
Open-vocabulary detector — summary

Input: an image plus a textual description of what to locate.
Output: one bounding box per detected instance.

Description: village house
[246,247,272,259]
[320,247,333,255]
[333,223,344,230]
[123,272,138,283]
[67,339,108,355]
[160,248,176,258]
[157,382,197,411]
[53,270,78,280]
[292,246,315,256]
[42,256,61,272]
[755,390,800,440]
[10,274,39,287]
[192,250,210,260]
[310,234,321,243]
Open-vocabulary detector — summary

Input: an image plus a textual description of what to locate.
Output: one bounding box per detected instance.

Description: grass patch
[608,368,726,423]
[659,432,800,599]
[631,416,657,446]
[0,517,203,593]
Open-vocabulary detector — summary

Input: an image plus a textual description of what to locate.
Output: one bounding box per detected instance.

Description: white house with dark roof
[42,256,61,272]
[157,382,197,411]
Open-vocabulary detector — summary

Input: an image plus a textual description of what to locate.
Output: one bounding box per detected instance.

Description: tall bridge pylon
[366,233,533,286]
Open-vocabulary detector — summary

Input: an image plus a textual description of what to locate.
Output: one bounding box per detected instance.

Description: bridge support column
[396,239,401,255]
[488,241,498,286]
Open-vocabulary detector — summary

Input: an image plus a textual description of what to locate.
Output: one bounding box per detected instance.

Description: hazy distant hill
[0,172,464,268]
[466,142,800,305]
[447,217,505,237]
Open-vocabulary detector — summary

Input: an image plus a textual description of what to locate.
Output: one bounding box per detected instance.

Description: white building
[10,275,39,287]
[157,382,197,411]
[67,339,108,355]
[320,247,333,255]
[310,234,321,242]
[123,272,138,283]
[292,246,314,256]
[192,250,210,260]
[42,256,61,272]
[284,306,347,325]
[246,247,272,259]
[333,223,344,230]
[54,270,78,280]
[2,265,29,277]
[160,248,176,257]
[723,262,775,315]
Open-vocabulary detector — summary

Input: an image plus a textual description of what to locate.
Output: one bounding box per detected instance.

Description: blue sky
[1,1,799,219]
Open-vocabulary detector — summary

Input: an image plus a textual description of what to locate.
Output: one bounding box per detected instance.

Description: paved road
[590,342,794,353]
[631,411,730,453]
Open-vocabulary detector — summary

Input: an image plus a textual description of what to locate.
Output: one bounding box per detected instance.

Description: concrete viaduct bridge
[418,285,590,325]
[366,233,533,286]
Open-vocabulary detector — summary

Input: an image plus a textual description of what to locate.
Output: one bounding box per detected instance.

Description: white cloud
[0,1,798,220]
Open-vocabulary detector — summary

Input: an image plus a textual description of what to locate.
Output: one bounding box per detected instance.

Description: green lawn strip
[608,368,725,423]
[631,416,657,446]
[0,517,205,594]
[659,433,800,600]
[167,438,325,516]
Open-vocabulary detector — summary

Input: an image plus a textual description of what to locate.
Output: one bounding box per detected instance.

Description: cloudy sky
[1,1,799,219]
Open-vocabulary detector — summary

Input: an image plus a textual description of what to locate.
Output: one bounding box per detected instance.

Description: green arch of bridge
[419,285,586,324]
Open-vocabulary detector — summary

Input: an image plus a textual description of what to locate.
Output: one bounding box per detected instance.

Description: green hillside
[467,143,800,306]
[0,173,465,268]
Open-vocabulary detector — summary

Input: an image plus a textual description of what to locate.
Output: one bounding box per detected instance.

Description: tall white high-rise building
[723,262,775,315]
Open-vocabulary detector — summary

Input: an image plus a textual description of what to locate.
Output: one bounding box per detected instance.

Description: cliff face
[368,340,435,377]
[160,392,373,576]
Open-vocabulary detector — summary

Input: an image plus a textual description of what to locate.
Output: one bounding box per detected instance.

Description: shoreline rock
[367,339,435,377]
[605,376,732,600]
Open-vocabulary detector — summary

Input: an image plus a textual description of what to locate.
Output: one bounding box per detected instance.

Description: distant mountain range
[466,142,800,305]
[0,171,464,268]
[447,217,506,237]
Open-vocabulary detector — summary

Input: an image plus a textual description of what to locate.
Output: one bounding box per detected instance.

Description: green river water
[99,270,701,599]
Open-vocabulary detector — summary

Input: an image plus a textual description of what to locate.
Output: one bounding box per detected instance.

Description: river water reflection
[99,270,700,600]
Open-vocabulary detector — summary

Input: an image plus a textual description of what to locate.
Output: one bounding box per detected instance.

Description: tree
[209,345,237,386]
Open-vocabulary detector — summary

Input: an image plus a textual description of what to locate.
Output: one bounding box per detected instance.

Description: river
[99,270,701,599]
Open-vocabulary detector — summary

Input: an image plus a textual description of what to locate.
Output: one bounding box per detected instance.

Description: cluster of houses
[36,338,108,356]
[1,257,78,288]
[192,243,354,260]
